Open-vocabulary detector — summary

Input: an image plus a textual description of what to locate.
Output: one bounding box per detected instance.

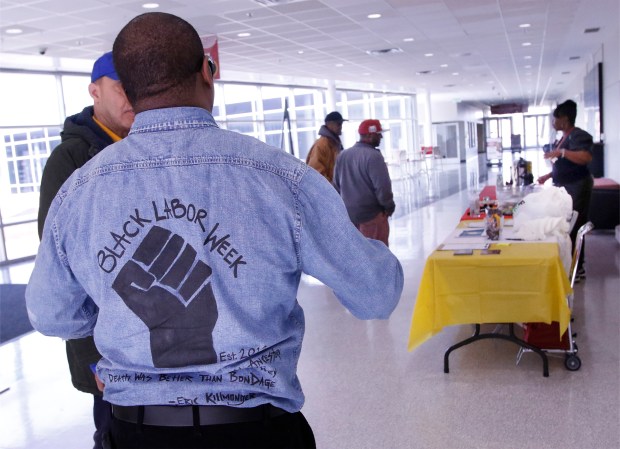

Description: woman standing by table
[537,99,593,280]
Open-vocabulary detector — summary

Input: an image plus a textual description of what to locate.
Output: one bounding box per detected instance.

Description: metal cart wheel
[565,354,582,371]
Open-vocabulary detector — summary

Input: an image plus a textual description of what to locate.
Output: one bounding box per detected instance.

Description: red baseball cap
[358,119,388,135]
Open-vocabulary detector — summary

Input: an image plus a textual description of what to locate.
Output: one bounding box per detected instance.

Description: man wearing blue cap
[37,51,134,449]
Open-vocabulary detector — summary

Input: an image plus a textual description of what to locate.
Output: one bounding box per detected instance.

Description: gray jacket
[333,141,395,225]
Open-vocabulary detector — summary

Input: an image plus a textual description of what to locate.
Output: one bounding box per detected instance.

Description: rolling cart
[516,221,594,371]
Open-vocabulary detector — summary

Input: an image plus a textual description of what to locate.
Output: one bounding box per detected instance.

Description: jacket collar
[318,125,343,149]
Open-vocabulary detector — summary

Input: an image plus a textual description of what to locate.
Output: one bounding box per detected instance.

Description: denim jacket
[27,107,403,413]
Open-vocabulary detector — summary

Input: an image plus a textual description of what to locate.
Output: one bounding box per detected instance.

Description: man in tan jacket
[305,111,347,183]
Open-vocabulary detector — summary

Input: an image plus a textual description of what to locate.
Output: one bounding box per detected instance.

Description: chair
[387,150,410,180]
[516,221,594,371]
[432,146,444,170]
[418,146,433,173]
[398,150,411,179]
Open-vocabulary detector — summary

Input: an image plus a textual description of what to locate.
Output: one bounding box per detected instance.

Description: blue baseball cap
[91,51,119,82]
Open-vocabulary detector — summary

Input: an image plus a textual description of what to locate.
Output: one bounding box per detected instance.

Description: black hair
[112,12,204,106]
[553,100,577,125]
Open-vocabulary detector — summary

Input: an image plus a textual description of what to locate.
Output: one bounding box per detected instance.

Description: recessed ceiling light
[403,37,414,42]
[297,50,304,54]
[440,64,448,68]
[519,23,531,28]
[452,72,459,76]
[524,55,532,60]
[142,2,159,8]
[335,63,344,67]
[524,65,532,69]
[522,42,532,47]
[368,13,381,19]
[366,48,403,55]
[5,27,23,34]
[424,53,434,57]
[237,32,251,37]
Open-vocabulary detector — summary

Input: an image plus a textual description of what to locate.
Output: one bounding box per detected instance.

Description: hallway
[1,154,618,449]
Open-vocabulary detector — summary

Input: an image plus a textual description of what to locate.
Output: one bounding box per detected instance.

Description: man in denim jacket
[27,12,403,449]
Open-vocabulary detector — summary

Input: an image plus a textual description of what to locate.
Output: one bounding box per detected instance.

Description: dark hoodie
[37,106,113,237]
[37,105,114,395]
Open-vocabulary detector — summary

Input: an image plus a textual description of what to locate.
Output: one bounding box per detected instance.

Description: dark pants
[559,175,593,270]
[94,395,113,449]
[106,411,315,449]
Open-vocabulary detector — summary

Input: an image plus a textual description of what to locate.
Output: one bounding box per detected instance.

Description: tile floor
[1,151,618,449]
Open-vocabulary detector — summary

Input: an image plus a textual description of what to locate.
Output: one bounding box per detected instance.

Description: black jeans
[106,410,316,449]
[94,395,113,449]
[559,175,593,270]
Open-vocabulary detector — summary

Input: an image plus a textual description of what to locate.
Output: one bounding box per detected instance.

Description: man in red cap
[333,119,395,246]
[305,111,347,183]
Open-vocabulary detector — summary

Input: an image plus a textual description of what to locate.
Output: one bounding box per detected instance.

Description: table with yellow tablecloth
[408,242,572,376]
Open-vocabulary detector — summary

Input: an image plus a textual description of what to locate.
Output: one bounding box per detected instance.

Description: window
[0,70,417,263]
[61,75,92,116]
[296,129,316,161]
[0,73,63,126]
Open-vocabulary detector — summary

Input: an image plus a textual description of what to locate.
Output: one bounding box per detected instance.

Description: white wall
[601,5,620,182]
[431,100,459,122]
[558,3,619,182]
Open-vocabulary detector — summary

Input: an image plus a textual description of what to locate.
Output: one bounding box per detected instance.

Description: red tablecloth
[461,209,485,221]
[479,185,497,200]
[461,186,504,220]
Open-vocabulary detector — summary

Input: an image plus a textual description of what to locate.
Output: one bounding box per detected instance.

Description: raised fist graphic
[112,226,218,367]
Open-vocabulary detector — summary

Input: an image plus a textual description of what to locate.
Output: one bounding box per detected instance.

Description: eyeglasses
[207,55,217,77]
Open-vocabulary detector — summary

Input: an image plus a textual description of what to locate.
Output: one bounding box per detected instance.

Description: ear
[88,82,100,102]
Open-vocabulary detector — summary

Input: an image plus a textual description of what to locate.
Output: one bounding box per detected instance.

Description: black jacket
[37,106,114,395]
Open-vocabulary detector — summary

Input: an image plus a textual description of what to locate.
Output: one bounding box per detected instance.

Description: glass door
[433,123,459,161]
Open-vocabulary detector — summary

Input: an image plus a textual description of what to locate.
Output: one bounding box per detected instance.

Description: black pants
[106,411,316,449]
[560,175,593,270]
[94,394,113,449]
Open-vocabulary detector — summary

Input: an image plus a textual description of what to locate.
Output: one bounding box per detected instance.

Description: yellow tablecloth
[408,243,572,351]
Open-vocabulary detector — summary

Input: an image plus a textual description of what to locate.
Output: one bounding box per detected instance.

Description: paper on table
[444,227,488,245]
[438,242,490,251]
[459,228,485,237]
